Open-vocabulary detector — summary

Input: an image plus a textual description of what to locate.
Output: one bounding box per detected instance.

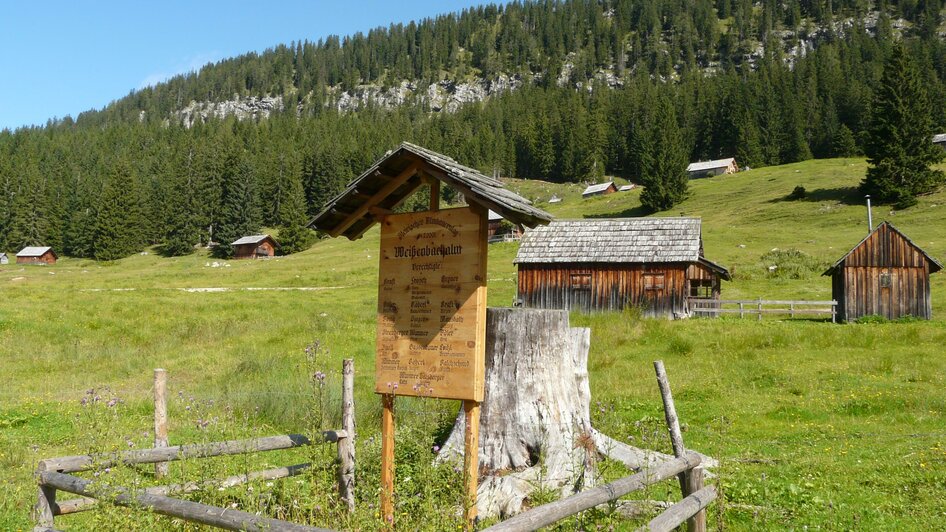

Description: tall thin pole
[866,195,873,233]
[154,369,169,479]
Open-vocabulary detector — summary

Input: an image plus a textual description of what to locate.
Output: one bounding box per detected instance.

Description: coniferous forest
[2,0,946,259]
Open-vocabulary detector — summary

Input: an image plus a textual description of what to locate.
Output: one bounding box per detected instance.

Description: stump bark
[437,308,598,518]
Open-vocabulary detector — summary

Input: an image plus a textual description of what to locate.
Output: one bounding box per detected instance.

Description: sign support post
[380,393,396,526]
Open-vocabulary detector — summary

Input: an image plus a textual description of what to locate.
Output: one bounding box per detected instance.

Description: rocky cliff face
[175,96,285,127]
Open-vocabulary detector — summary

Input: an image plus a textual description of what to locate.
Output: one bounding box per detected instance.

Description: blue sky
[0,0,481,131]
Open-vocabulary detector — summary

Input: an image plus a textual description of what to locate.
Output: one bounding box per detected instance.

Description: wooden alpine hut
[230,235,278,259]
[16,246,57,265]
[514,218,730,317]
[823,221,942,321]
[581,181,616,198]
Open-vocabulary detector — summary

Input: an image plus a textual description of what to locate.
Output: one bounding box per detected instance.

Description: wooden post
[154,368,169,479]
[463,400,481,529]
[653,361,689,500]
[337,359,355,512]
[832,301,837,323]
[686,466,707,532]
[33,484,56,529]
[757,298,763,321]
[789,303,795,318]
[429,179,441,212]
[380,394,395,527]
[738,302,744,319]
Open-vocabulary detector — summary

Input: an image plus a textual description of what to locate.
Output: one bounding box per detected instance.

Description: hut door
[569,273,592,312]
[879,269,896,319]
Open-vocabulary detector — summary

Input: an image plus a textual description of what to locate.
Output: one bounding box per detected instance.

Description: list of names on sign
[375,207,486,401]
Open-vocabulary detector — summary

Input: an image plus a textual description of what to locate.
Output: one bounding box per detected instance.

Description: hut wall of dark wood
[517,262,692,317]
[16,250,57,265]
[234,240,276,259]
[831,223,934,321]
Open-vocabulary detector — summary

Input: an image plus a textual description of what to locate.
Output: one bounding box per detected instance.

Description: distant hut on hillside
[824,221,942,321]
[581,182,616,198]
[514,218,730,318]
[548,195,562,204]
[686,158,738,179]
[618,184,635,192]
[933,133,946,150]
[16,246,57,265]
[0,252,8,265]
[231,235,278,259]
[487,210,522,242]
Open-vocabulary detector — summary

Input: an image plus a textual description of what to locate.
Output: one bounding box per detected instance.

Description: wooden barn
[934,133,946,150]
[231,235,278,259]
[514,218,730,317]
[16,246,57,265]
[686,158,738,179]
[823,221,942,321]
[0,252,8,265]
[581,181,616,198]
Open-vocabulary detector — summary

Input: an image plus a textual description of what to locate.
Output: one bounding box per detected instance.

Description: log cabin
[514,218,730,317]
[581,182,616,198]
[686,158,738,179]
[823,221,942,321]
[16,246,57,265]
[231,235,278,259]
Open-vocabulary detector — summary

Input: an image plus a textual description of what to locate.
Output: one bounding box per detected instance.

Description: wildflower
[106,398,119,408]
[313,371,326,383]
[432,445,440,453]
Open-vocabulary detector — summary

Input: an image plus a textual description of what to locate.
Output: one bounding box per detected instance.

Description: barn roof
[514,218,730,278]
[17,246,54,257]
[618,184,635,192]
[581,182,615,196]
[933,133,946,144]
[309,142,553,240]
[231,234,276,246]
[687,158,736,173]
[823,221,943,275]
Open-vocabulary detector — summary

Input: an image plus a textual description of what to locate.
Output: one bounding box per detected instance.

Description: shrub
[788,185,807,200]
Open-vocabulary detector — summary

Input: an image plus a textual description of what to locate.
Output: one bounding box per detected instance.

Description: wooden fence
[33,359,355,532]
[483,361,717,532]
[689,297,837,322]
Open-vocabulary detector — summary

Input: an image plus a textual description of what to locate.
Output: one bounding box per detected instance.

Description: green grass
[2,158,946,530]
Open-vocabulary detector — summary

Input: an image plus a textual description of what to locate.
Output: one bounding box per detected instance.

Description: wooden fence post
[154,368,169,479]
[336,359,355,512]
[654,360,705,532]
[738,302,744,319]
[33,483,56,529]
[757,297,763,321]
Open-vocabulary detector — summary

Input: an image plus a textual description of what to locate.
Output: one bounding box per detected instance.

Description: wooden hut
[934,133,946,150]
[823,222,942,321]
[487,210,523,242]
[16,246,57,265]
[230,235,278,259]
[514,218,730,317]
[0,252,8,265]
[686,158,738,179]
[581,182,616,198]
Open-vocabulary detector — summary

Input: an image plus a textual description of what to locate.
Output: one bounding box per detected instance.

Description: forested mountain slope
[2,0,946,259]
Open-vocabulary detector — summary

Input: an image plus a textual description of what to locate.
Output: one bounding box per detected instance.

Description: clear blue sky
[0,0,482,131]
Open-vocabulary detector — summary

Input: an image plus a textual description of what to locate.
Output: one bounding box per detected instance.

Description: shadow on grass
[768,186,864,205]
[583,204,653,219]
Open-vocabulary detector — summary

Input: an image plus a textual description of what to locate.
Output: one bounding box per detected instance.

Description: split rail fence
[484,360,717,532]
[690,297,837,322]
[33,359,355,532]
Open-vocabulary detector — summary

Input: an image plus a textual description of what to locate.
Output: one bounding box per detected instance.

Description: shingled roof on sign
[309,142,553,240]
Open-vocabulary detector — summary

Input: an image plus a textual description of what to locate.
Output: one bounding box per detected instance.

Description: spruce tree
[92,160,145,261]
[636,94,690,212]
[861,45,946,207]
[213,151,261,259]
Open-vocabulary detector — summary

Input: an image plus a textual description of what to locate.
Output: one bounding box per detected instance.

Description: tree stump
[437,308,598,518]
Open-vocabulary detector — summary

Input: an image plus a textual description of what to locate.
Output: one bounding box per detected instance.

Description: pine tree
[861,45,946,207]
[213,150,261,259]
[636,94,690,212]
[92,160,145,260]
[276,159,314,254]
[832,124,858,157]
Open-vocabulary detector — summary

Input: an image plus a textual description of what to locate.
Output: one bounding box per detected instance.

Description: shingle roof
[16,246,53,257]
[687,158,736,173]
[231,234,274,246]
[933,133,946,144]
[618,184,635,192]
[581,182,615,196]
[515,218,704,264]
[309,142,553,240]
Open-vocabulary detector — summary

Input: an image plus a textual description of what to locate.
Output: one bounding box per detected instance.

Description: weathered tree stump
[438,308,598,518]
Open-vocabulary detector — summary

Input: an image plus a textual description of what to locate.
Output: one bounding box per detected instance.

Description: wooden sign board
[375,206,487,402]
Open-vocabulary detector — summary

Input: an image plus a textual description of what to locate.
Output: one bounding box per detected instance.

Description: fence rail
[33,360,355,531]
[689,298,837,322]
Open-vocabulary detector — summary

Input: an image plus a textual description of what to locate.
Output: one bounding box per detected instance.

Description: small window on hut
[643,273,665,291]
[690,279,713,298]
[879,272,891,288]
[570,273,591,290]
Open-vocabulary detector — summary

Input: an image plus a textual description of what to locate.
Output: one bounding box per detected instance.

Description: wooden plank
[56,463,312,515]
[39,471,330,532]
[482,453,702,532]
[641,484,717,532]
[686,466,706,532]
[380,394,395,527]
[38,432,344,474]
[153,368,169,479]
[32,484,56,529]
[329,161,421,238]
[337,359,356,512]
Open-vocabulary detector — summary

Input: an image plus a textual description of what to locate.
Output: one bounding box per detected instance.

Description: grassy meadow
[1,158,945,530]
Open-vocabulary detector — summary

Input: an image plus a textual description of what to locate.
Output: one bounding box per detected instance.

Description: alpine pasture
[2,158,945,530]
